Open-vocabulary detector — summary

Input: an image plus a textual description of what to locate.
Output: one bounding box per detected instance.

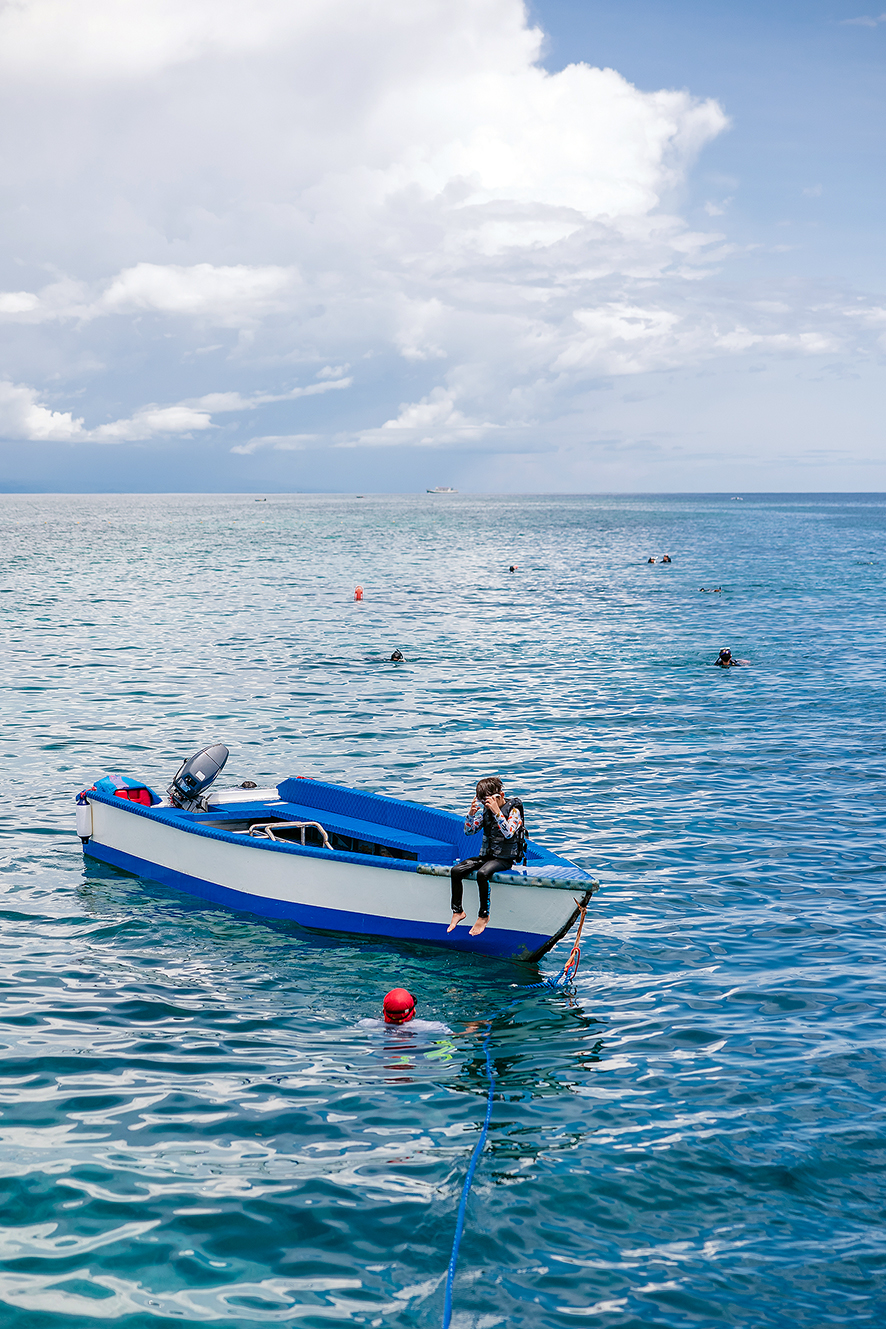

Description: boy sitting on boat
[449,777,525,936]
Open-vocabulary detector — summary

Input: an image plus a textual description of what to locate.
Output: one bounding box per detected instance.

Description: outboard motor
[168,744,229,810]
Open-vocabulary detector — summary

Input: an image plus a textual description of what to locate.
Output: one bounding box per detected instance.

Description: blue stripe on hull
[84,842,551,961]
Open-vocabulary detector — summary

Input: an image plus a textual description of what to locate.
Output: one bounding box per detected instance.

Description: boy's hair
[475,775,503,801]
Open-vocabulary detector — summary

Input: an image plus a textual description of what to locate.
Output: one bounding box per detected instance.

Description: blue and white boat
[76,747,599,962]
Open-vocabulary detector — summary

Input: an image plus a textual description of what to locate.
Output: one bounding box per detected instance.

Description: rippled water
[1,491,885,1327]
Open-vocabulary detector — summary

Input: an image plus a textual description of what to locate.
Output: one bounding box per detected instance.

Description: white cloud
[0,381,86,442]
[704,198,731,217]
[98,263,298,323]
[0,292,41,314]
[0,387,216,444]
[188,379,351,413]
[841,13,886,26]
[0,0,866,463]
[0,265,297,326]
[0,375,351,444]
[92,404,213,442]
[0,0,346,78]
[231,434,319,456]
[715,329,837,355]
[0,278,92,324]
[341,387,497,448]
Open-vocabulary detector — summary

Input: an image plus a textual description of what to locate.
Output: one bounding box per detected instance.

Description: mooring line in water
[441,904,587,1326]
[442,1033,495,1329]
[526,901,588,991]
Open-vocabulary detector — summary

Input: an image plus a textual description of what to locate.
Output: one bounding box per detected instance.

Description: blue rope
[440,978,568,1324]
[523,966,572,991]
[441,1033,495,1329]
[441,906,586,1324]
[523,948,581,991]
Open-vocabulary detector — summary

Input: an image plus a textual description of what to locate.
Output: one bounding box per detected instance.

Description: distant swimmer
[390,649,405,662]
[359,988,451,1033]
[647,557,656,564]
[509,565,518,572]
[715,648,738,667]
[699,587,722,593]
[661,554,672,563]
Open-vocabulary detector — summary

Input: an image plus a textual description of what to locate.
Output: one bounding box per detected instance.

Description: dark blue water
[1,492,885,1326]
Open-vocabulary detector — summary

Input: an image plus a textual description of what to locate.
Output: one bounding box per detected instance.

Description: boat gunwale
[84,790,598,891]
[86,789,421,874]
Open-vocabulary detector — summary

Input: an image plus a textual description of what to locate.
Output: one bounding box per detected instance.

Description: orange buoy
[354,585,364,601]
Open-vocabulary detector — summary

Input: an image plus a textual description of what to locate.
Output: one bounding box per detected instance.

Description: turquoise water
[2,491,885,1326]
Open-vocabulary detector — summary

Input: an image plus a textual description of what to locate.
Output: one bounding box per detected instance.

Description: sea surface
[1,491,884,1328]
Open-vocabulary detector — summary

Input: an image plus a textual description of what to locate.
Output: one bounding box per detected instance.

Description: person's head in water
[383,988,416,1024]
[390,649,404,662]
[717,648,734,666]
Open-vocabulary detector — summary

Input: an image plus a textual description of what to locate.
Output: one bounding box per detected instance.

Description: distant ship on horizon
[426,486,458,493]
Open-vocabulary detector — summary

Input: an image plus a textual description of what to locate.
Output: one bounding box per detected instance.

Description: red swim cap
[383,988,416,1024]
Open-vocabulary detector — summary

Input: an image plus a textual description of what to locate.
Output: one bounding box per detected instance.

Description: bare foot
[447,911,466,933]
[469,916,488,936]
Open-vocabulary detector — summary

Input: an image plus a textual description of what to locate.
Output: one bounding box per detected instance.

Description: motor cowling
[168,744,229,809]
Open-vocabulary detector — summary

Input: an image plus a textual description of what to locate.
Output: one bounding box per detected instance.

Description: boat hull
[83,798,591,961]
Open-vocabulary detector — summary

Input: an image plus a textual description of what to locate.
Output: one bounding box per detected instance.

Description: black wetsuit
[450,856,515,920]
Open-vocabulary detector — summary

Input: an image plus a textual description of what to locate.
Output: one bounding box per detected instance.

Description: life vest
[482,797,526,862]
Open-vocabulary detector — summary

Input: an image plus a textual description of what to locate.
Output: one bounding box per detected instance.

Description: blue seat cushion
[275,777,554,866]
[273,802,455,861]
[277,777,475,858]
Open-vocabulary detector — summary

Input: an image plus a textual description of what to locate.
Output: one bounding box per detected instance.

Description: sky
[0,0,883,493]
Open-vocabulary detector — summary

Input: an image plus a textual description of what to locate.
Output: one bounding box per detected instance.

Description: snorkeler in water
[715,648,738,667]
[358,989,451,1032]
